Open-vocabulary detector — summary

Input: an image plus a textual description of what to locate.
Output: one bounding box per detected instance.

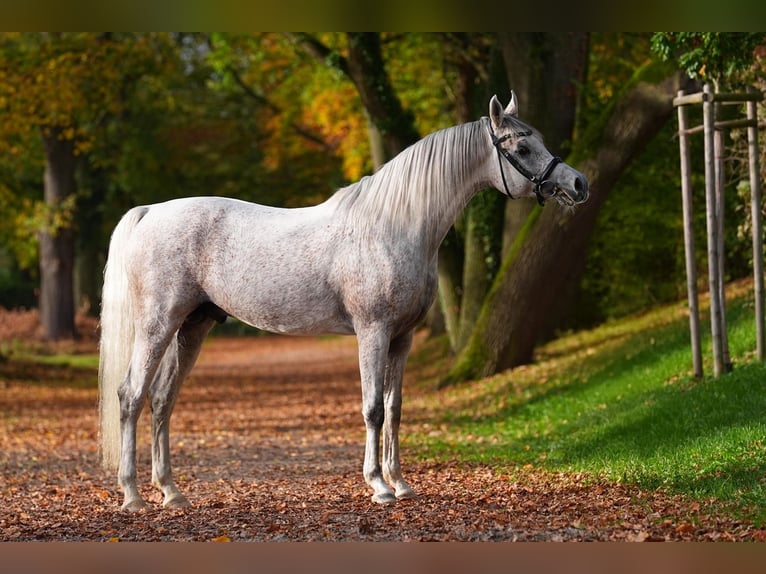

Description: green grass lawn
[407,280,766,524]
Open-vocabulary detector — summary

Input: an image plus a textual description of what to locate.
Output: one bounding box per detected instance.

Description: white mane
[326,119,487,239]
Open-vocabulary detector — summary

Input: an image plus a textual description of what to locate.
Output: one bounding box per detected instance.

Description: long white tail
[98,206,149,470]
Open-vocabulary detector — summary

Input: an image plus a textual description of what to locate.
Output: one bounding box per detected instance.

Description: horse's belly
[238,312,354,336]
[220,289,354,336]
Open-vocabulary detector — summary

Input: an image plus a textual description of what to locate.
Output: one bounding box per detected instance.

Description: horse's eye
[517,145,530,157]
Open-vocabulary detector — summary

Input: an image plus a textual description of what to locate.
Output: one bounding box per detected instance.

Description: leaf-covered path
[0,320,763,541]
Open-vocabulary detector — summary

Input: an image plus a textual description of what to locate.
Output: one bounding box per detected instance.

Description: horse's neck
[412,120,493,254]
[333,120,492,256]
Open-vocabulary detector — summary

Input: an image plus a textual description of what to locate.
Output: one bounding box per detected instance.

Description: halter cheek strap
[484,117,561,206]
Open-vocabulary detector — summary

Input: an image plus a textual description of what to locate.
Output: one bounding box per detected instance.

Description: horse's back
[125,196,351,334]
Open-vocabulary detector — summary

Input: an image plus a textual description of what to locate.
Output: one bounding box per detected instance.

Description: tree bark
[447,37,508,351]
[441,74,685,386]
[499,32,587,156]
[75,160,108,316]
[498,32,588,338]
[39,127,77,340]
[289,33,420,162]
[437,228,463,349]
[345,33,420,159]
[456,189,504,350]
[499,32,588,254]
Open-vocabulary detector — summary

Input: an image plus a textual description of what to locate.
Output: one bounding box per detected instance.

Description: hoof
[121,499,148,512]
[371,491,397,504]
[163,494,191,509]
[396,487,418,501]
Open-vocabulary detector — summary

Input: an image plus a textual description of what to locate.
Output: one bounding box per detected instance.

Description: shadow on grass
[555,359,766,499]
[442,308,694,428]
[428,296,766,514]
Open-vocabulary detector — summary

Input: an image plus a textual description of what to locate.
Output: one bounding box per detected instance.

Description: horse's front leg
[357,326,396,504]
[382,331,416,500]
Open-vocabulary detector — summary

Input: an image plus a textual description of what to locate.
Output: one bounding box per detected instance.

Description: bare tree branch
[204,34,332,152]
[283,32,349,76]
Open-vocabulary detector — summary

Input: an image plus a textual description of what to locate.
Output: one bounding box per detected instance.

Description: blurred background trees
[0,33,763,382]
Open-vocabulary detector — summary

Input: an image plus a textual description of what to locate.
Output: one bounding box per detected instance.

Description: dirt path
[0,331,760,541]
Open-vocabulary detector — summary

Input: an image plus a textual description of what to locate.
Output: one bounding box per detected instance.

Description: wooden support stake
[747,89,765,361]
[675,85,763,374]
[681,119,758,139]
[704,84,725,377]
[673,92,707,107]
[713,91,764,103]
[677,91,703,377]
[714,118,758,130]
[714,103,732,371]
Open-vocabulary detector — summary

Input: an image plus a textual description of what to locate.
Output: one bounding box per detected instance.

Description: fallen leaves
[0,319,763,541]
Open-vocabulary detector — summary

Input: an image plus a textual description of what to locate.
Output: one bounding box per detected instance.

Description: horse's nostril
[574,175,589,201]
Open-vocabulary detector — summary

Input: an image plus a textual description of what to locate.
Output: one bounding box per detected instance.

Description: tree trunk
[39,127,77,340]
[75,160,108,316]
[499,33,588,254]
[447,32,586,352]
[456,189,504,350]
[446,37,508,351]
[500,32,587,156]
[345,33,420,159]
[441,74,684,386]
[498,32,588,337]
[364,109,387,171]
[289,33,420,160]
[437,228,463,349]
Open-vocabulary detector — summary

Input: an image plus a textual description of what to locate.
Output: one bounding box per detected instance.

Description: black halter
[484,117,561,206]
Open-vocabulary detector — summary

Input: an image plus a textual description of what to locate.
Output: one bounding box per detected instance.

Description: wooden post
[714,102,732,371]
[747,88,765,361]
[674,86,763,374]
[704,84,725,377]
[677,90,703,377]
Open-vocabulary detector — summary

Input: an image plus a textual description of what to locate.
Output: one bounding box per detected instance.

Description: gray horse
[98,93,589,511]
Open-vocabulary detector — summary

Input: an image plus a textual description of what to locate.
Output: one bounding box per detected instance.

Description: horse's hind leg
[118,327,176,512]
[150,315,216,508]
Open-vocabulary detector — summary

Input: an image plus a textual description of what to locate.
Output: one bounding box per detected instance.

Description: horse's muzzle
[572,172,589,204]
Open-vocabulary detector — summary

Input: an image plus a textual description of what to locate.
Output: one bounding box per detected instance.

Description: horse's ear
[489,94,504,129]
[505,90,519,117]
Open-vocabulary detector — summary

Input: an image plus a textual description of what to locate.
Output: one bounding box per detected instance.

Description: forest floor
[1,308,764,542]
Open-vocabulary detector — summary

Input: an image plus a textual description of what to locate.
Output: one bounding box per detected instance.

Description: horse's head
[486,92,589,207]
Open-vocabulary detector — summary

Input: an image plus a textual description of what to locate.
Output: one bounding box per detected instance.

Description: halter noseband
[484,117,562,206]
